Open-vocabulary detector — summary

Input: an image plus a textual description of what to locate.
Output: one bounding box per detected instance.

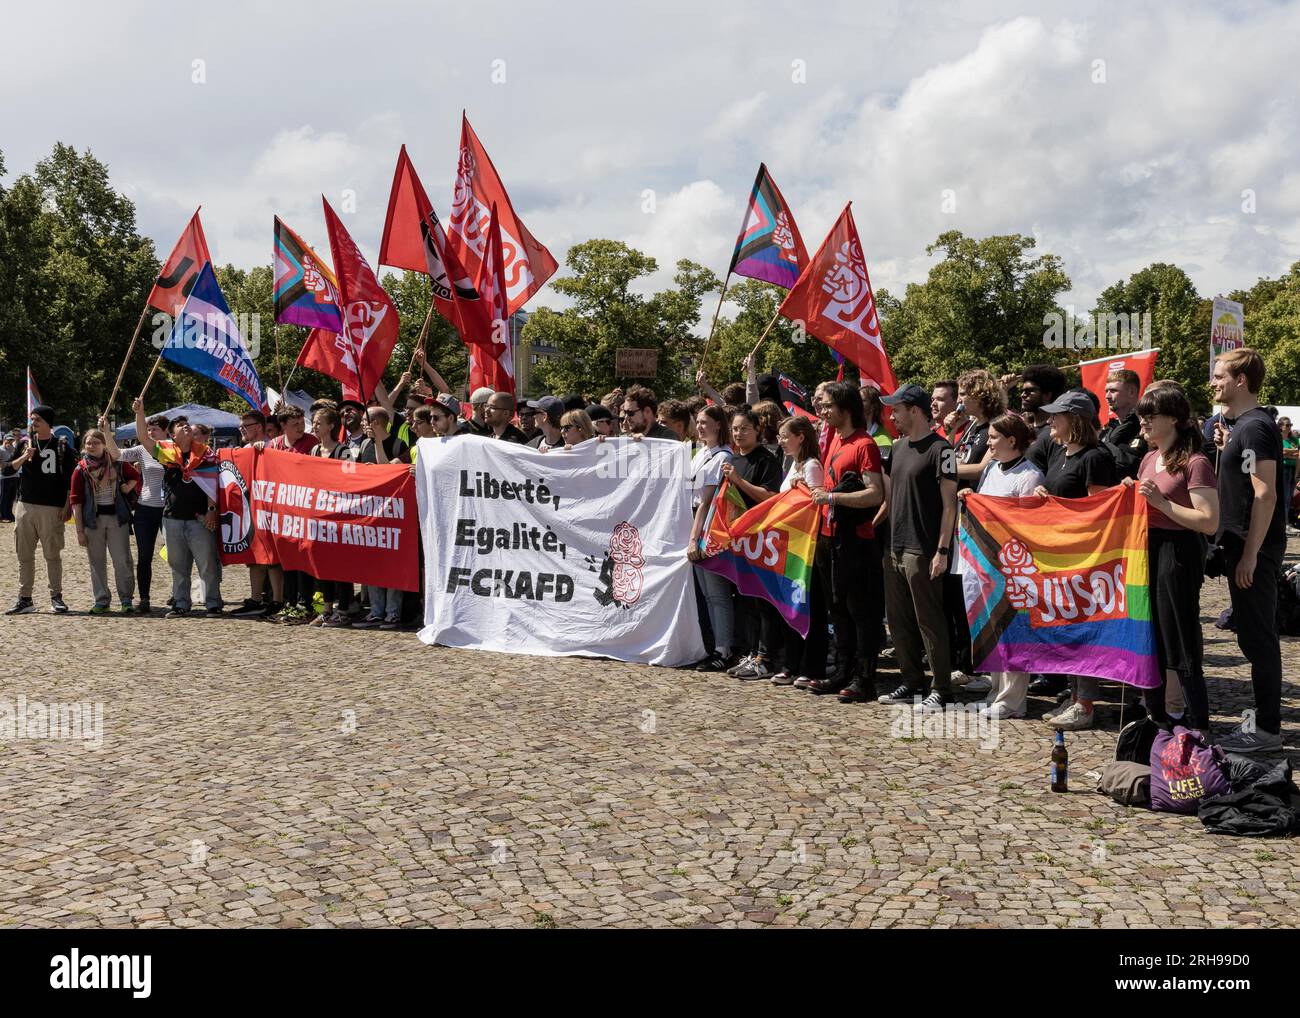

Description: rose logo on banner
[998,538,1038,610]
[593,521,645,608]
[218,458,253,556]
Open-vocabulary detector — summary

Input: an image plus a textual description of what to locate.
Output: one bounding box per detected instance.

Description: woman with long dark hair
[1125,384,1219,734]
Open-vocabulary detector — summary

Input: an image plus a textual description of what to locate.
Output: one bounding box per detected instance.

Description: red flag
[1079,348,1160,423]
[295,326,361,400]
[321,197,399,400]
[467,204,515,396]
[777,203,897,394]
[447,113,557,315]
[378,145,491,345]
[148,208,212,313]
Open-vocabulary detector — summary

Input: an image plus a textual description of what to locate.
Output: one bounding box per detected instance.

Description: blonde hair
[560,409,594,444]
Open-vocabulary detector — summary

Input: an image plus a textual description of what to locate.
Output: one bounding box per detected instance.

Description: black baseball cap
[880,384,930,410]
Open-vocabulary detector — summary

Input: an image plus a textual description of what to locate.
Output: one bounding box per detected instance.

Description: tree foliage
[524,240,718,399]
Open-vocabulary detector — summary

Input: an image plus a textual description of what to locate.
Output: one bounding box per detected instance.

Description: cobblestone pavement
[1,523,1297,929]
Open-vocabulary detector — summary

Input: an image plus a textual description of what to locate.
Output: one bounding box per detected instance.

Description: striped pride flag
[698,480,819,637]
[957,484,1159,688]
[26,366,42,421]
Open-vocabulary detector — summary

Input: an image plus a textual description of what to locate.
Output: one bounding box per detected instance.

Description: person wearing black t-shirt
[1030,391,1118,730]
[1211,350,1285,753]
[721,408,784,679]
[132,397,223,618]
[4,404,75,614]
[876,384,958,713]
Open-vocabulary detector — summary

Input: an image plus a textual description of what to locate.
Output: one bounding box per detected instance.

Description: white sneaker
[1047,701,1094,730]
[980,703,1025,720]
[963,675,992,694]
[726,655,755,677]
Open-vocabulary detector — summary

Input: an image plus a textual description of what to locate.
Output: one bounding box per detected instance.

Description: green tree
[1229,264,1300,405]
[1092,264,1209,411]
[0,143,158,431]
[880,231,1072,385]
[704,278,838,391]
[524,240,718,399]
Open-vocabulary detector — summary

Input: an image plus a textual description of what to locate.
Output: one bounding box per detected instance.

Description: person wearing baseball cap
[526,396,565,450]
[585,404,616,439]
[875,383,959,713]
[461,387,495,436]
[1031,388,1117,731]
[4,404,76,614]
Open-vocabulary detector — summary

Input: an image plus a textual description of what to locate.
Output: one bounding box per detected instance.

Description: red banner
[216,448,418,591]
[1079,348,1159,423]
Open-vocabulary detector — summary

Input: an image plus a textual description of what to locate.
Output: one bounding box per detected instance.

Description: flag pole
[406,303,435,374]
[139,349,166,401]
[747,305,783,361]
[273,325,285,392]
[697,271,731,376]
[102,303,152,418]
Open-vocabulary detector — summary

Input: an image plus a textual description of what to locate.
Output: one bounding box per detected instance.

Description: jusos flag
[148,208,211,314]
[216,448,418,592]
[1078,348,1159,424]
[698,480,819,636]
[447,113,557,315]
[778,203,897,393]
[161,263,267,413]
[728,163,808,289]
[957,484,1159,688]
[319,196,400,400]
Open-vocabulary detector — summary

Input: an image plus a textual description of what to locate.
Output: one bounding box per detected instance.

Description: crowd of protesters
[2,347,1292,753]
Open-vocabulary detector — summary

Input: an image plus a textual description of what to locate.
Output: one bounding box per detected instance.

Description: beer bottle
[1050,730,1068,793]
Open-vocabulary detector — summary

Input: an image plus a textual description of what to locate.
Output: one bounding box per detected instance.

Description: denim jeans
[693,565,734,656]
[367,585,403,621]
[162,517,222,612]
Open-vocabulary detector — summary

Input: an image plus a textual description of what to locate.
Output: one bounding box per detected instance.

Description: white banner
[414,435,705,667]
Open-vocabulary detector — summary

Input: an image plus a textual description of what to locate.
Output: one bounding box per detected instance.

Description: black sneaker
[693,652,729,672]
[136,599,152,615]
[164,607,190,619]
[1027,674,1067,697]
[913,691,953,714]
[5,597,35,615]
[230,598,266,618]
[878,684,923,705]
[50,595,69,613]
[205,606,224,617]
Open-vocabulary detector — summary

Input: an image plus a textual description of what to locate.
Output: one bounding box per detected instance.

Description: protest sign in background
[1078,348,1159,423]
[1209,296,1245,378]
[958,484,1160,688]
[414,435,704,667]
[217,448,418,591]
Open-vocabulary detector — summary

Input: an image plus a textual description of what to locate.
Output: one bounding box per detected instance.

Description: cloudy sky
[3,0,1298,315]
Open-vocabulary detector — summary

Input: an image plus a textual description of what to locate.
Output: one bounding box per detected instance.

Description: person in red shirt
[802,382,885,702]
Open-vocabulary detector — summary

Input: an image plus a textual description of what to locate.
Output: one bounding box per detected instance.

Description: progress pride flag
[217,448,418,592]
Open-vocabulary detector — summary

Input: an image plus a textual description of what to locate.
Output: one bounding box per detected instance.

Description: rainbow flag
[151,440,219,502]
[957,484,1159,688]
[274,216,343,332]
[26,366,42,421]
[698,480,819,636]
[728,163,808,289]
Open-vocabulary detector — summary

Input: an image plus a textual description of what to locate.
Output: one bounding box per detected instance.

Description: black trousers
[283,569,313,609]
[1224,537,1284,735]
[943,572,973,673]
[816,533,884,678]
[132,503,164,603]
[783,562,827,679]
[1144,528,1209,729]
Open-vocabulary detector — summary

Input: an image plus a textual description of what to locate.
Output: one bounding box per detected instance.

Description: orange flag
[147,208,212,314]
